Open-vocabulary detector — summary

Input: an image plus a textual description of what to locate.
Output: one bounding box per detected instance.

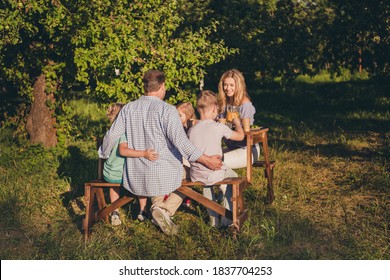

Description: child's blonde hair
[196,90,218,111]
[176,101,196,121]
[106,102,125,123]
[217,69,249,110]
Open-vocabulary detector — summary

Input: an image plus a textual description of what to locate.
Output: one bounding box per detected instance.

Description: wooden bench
[83,128,275,240]
[177,177,249,235]
[82,139,136,241]
[176,128,276,236]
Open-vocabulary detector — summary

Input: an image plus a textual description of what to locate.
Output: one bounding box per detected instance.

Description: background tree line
[0,0,388,147]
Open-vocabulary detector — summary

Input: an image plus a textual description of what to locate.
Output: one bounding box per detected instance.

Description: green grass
[0,78,389,260]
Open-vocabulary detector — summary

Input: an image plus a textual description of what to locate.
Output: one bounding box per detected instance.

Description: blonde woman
[217,69,260,169]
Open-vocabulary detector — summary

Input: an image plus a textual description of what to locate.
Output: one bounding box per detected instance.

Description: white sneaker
[209,216,219,228]
[137,210,149,222]
[151,207,178,235]
[110,211,122,226]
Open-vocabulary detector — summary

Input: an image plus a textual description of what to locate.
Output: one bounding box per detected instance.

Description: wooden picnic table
[83,127,275,240]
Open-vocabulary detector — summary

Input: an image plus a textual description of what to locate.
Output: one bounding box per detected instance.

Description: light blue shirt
[103,134,127,183]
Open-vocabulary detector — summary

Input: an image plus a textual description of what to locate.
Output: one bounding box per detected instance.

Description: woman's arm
[229,118,245,141]
[118,142,159,161]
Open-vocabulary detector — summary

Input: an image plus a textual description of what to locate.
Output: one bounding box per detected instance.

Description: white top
[188,119,233,185]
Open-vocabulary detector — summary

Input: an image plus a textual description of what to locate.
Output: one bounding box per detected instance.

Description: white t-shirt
[187,119,233,185]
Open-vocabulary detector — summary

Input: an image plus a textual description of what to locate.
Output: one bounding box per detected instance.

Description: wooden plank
[181,177,245,187]
[85,179,122,187]
[96,196,135,221]
[177,186,233,220]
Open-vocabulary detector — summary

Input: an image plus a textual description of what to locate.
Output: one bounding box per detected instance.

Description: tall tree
[0,0,233,147]
[325,0,389,76]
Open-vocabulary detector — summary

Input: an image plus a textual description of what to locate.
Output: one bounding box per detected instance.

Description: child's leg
[137,196,149,221]
[109,188,120,211]
[138,196,148,212]
[219,184,232,211]
[203,186,219,226]
[220,168,237,226]
[109,188,122,225]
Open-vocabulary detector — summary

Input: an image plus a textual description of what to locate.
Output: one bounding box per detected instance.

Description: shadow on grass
[252,79,389,134]
[251,79,389,162]
[57,145,146,233]
[272,139,377,160]
[255,207,353,259]
[57,145,98,233]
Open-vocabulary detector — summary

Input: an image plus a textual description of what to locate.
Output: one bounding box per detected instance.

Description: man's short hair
[196,90,218,110]
[143,70,165,93]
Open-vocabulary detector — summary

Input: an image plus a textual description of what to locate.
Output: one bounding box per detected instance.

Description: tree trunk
[25,74,57,148]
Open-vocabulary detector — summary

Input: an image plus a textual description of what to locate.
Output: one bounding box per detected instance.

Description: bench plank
[177,186,233,219]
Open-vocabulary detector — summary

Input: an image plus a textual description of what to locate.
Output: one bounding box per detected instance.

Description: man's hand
[197,154,223,170]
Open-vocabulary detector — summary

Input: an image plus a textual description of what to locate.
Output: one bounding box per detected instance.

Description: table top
[247,127,268,133]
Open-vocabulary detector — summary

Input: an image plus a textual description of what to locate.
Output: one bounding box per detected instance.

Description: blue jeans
[202,167,237,221]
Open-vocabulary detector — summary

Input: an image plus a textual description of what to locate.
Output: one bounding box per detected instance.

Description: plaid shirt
[100,95,202,196]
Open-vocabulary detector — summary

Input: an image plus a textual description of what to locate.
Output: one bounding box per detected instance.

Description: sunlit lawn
[0,77,388,259]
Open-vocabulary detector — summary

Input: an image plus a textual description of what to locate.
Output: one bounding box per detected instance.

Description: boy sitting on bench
[187,90,244,228]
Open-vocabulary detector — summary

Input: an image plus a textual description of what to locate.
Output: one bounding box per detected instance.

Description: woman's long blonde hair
[217,69,249,111]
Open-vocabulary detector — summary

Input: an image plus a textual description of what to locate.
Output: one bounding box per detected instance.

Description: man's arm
[196,154,223,170]
[163,105,222,170]
[164,106,203,162]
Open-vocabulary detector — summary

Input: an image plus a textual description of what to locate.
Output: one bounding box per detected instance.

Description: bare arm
[118,142,159,161]
[229,118,245,141]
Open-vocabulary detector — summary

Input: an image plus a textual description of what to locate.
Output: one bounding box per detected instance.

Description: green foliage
[72,0,234,103]
[56,98,109,145]
[325,0,390,77]
[0,0,234,145]
[205,0,389,83]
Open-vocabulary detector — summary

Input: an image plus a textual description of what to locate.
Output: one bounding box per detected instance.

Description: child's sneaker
[209,216,219,228]
[137,210,149,222]
[111,211,122,226]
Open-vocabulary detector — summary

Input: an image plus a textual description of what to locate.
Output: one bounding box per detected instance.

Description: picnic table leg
[231,182,240,237]
[96,188,109,223]
[83,183,95,241]
[238,180,248,213]
[261,133,275,204]
[246,131,253,184]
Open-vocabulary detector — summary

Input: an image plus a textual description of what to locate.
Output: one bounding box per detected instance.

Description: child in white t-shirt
[188,90,244,227]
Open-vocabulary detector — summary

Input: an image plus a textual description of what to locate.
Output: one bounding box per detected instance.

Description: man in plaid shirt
[100,69,222,235]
